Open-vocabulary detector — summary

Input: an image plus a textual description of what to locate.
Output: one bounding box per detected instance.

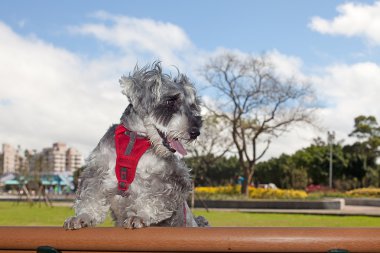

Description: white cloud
[266,50,305,79]
[309,1,380,45]
[311,62,380,140]
[68,11,195,66]
[0,21,134,155]
[266,61,380,158]
[0,15,203,158]
[201,47,307,82]
[260,63,380,159]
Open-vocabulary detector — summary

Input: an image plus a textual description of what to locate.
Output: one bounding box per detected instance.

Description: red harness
[114,123,188,226]
[114,124,151,191]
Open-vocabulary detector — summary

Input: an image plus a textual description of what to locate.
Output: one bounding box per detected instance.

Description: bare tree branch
[200,52,317,194]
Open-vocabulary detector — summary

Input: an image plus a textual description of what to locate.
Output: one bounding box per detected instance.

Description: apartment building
[40,143,83,174]
[66,147,83,172]
[1,144,22,174]
[41,142,66,172]
[0,142,83,175]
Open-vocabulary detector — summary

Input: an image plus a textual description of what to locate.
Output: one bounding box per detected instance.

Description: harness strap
[124,131,136,155]
[183,202,187,227]
[114,124,151,192]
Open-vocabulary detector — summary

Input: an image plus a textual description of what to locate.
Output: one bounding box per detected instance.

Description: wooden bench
[0,227,379,252]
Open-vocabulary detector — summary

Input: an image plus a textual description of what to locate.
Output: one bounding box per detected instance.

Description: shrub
[248,188,307,199]
[346,188,380,198]
[195,185,308,199]
[306,191,348,199]
[195,185,241,195]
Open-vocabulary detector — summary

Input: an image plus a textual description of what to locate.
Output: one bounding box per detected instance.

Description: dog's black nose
[189,127,200,139]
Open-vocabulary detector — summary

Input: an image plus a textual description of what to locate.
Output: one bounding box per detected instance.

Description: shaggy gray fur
[64,62,208,229]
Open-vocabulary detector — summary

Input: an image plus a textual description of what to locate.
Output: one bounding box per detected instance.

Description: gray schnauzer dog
[64,62,208,229]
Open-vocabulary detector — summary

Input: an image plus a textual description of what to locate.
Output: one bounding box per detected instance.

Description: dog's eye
[166,98,176,105]
[166,94,180,106]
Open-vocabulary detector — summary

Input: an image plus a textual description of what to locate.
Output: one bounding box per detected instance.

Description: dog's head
[120,62,202,157]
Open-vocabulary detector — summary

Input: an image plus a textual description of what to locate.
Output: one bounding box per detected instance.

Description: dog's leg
[63,213,94,230]
[195,215,210,227]
[63,164,113,230]
[183,201,198,227]
[64,126,117,230]
[174,201,209,227]
[123,215,148,229]
[150,201,206,227]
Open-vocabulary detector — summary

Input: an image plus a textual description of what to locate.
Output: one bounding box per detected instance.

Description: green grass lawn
[0,201,115,227]
[0,201,379,227]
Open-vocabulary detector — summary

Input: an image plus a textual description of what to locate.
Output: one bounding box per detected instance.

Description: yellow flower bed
[195,185,241,195]
[195,185,308,199]
[248,187,307,199]
[346,188,380,198]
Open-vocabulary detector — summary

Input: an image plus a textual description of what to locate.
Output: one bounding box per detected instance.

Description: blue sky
[2,0,378,66]
[1,0,380,159]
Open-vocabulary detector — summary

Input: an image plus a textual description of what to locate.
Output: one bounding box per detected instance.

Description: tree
[201,52,316,194]
[349,115,380,141]
[256,137,351,190]
[186,155,241,186]
[348,115,380,187]
[292,140,347,187]
[187,113,233,185]
[255,154,308,189]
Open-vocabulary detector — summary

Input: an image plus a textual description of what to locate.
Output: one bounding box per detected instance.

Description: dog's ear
[146,67,163,103]
[119,64,148,109]
[119,75,137,106]
[119,63,164,114]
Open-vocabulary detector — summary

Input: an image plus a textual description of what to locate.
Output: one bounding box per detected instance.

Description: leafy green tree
[186,155,241,186]
[348,115,380,187]
[292,140,347,186]
[343,143,367,181]
[201,115,380,189]
[255,155,285,187]
[255,154,308,189]
[349,115,380,141]
[256,137,348,189]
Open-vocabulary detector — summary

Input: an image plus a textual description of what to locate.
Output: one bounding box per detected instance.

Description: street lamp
[327,131,335,189]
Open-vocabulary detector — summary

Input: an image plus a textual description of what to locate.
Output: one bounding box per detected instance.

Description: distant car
[258,183,278,189]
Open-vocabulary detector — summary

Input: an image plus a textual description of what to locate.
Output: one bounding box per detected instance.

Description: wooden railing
[0,227,379,252]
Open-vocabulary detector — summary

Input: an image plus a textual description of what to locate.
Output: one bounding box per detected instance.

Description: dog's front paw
[195,215,210,227]
[123,216,148,229]
[64,213,93,230]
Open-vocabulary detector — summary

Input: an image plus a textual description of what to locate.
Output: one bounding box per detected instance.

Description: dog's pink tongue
[169,139,187,156]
